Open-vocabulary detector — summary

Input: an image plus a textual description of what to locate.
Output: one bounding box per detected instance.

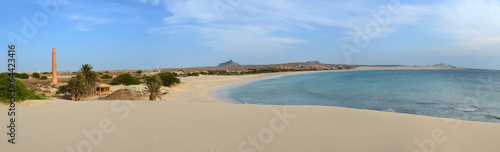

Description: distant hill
[434,64,456,68]
[218,60,241,66]
[306,60,321,64]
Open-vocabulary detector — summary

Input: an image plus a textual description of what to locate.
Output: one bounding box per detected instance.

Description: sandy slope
[2,101,500,152]
[1,71,500,152]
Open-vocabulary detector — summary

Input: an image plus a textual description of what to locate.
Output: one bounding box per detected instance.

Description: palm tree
[80,64,100,95]
[81,64,93,78]
[144,75,163,101]
[64,64,101,101]
[66,73,91,101]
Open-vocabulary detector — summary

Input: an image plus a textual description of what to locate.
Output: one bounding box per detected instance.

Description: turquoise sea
[213,69,500,123]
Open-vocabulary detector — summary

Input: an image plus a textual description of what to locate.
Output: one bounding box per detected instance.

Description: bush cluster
[156,72,180,87]
[109,74,141,86]
[31,73,41,79]
[101,75,113,79]
[40,76,48,80]
[0,73,43,102]
[14,73,29,79]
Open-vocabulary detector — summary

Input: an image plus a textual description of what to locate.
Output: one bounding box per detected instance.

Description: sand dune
[1,71,500,152]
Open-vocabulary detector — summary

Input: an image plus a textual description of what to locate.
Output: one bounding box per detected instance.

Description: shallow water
[215,69,500,123]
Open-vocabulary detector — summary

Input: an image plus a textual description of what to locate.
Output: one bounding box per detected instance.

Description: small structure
[93,85,113,96]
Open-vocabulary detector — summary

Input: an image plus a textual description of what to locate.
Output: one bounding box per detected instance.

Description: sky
[1,0,500,72]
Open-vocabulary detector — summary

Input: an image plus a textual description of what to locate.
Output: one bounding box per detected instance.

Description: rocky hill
[218,60,241,66]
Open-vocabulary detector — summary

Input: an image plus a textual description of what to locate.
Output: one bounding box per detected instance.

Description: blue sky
[2,0,500,72]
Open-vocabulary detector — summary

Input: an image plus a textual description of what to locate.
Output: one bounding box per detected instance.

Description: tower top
[52,48,56,52]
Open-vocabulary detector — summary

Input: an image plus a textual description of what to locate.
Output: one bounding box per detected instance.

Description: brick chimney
[52,48,57,85]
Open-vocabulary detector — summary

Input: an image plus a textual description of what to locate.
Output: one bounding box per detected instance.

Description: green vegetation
[143,75,163,101]
[65,73,91,101]
[110,74,141,85]
[63,64,100,101]
[81,64,99,89]
[31,73,41,79]
[136,70,143,75]
[156,72,180,87]
[101,75,113,79]
[58,85,67,93]
[14,73,29,79]
[187,72,200,76]
[42,72,50,74]
[0,73,44,102]
[40,76,48,80]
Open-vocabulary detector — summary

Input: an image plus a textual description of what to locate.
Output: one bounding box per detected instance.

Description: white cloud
[408,0,500,53]
[144,0,382,52]
[61,1,140,31]
[195,24,306,52]
[140,0,500,53]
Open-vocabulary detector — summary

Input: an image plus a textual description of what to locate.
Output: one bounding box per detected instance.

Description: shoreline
[205,67,461,104]
[3,68,500,151]
[164,70,328,103]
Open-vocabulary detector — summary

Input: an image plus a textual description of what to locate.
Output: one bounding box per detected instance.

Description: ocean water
[213,69,500,123]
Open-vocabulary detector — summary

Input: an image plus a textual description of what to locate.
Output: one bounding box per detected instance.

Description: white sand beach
[2,71,500,152]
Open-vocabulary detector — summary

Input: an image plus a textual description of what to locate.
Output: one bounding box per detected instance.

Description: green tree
[62,64,100,101]
[143,75,163,101]
[156,72,180,87]
[65,73,91,101]
[31,73,41,79]
[81,65,99,85]
[136,70,143,75]
[80,64,100,93]
[0,73,43,102]
[40,76,48,80]
[14,73,29,79]
[101,75,113,79]
[109,74,141,86]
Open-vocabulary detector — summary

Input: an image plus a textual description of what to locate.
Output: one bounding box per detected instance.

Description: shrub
[15,73,29,79]
[0,73,44,102]
[31,73,41,79]
[109,74,141,86]
[42,72,49,74]
[58,85,67,93]
[101,75,113,79]
[187,72,200,76]
[136,70,143,74]
[56,91,61,94]
[40,76,48,80]
[156,72,181,87]
[109,81,120,85]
